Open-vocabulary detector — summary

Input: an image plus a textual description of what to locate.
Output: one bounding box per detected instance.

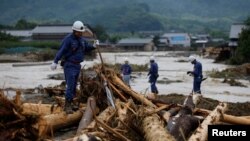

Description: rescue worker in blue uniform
[187,55,203,94]
[121,57,132,87]
[148,56,159,95]
[50,21,99,114]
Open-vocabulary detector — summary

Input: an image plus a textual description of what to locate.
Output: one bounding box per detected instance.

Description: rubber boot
[64,100,73,114]
[71,101,79,111]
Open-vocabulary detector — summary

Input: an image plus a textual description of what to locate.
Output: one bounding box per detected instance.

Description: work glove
[80,62,85,69]
[93,40,99,48]
[187,71,192,75]
[50,62,57,70]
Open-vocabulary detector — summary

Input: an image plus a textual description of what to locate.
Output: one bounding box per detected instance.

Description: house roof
[32,24,72,34]
[229,24,246,39]
[32,24,93,35]
[117,38,152,46]
[1,30,32,37]
[162,33,190,37]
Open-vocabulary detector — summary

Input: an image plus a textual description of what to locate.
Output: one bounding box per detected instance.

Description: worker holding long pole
[50,20,99,114]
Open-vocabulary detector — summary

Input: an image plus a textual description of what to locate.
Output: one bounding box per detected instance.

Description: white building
[161,33,191,47]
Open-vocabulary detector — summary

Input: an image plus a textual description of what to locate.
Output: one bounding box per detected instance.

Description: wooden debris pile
[1,64,250,141]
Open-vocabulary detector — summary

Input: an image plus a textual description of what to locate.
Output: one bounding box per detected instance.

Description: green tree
[231,17,250,64]
[153,35,160,47]
[0,32,19,41]
[15,18,37,29]
[93,25,109,42]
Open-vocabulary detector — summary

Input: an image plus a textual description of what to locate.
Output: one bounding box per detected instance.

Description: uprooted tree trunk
[35,109,84,137]
[110,73,156,107]
[188,103,227,141]
[21,103,64,116]
[137,106,176,141]
[65,106,116,141]
[76,96,97,134]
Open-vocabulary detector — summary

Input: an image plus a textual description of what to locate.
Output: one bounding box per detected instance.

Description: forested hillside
[1,0,249,33]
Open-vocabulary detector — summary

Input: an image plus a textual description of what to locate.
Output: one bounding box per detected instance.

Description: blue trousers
[122,74,131,87]
[150,81,158,94]
[193,78,202,94]
[64,62,81,101]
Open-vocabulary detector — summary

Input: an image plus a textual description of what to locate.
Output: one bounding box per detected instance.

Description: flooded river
[0,51,249,103]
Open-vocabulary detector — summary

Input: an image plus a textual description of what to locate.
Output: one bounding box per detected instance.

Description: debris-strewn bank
[1,64,249,141]
[158,94,250,116]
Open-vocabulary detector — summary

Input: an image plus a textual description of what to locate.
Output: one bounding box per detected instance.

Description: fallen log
[35,109,84,137]
[67,106,116,140]
[195,108,250,125]
[111,75,156,108]
[188,103,227,141]
[81,106,116,133]
[109,82,128,102]
[116,99,134,128]
[148,97,250,125]
[222,114,250,125]
[21,103,64,116]
[158,107,181,122]
[167,95,200,141]
[76,96,96,134]
[138,107,176,141]
[13,90,22,106]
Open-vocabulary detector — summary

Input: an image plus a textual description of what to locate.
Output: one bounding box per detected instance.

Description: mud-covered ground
[158,93,250,116]
[22,92,250,117]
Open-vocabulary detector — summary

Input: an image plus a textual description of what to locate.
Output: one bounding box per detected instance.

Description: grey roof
[162,33,190,37]
[229,24,246,39]
[1,30,32,37]
[32,25,72,34]
[117,38,152,45]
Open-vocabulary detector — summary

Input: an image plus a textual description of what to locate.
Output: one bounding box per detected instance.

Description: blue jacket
[54,33,95,64]
[148,62,158,82]
[192,61,203,79]
[121,64,132,75]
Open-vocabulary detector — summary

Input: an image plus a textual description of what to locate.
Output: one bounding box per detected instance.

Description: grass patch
[0,41,60,49]
[208,68,240,79]
[105,63,148,72]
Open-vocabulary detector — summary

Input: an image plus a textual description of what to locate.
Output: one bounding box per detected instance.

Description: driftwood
[76,96,96,134]
[116,99,134,128]
[158,107,181,122]
[188,103,227,141]
[138,107,176,141]
[67,106,116,141]
[35,109,84,136]
[13,90,22,106]
[21,103,64,116]
[111,75,156,107]
[167,95,200,141]
[195,108,250,125]
[149,96,250,125]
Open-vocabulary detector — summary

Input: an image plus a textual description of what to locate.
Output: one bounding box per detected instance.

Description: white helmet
[124,57,128,62]
[188,55,196,62]
[72,21,85,32]
[150,56,155,61]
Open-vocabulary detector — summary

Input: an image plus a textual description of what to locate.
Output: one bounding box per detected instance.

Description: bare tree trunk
[222,114,250,125]
[188,103,227,141]
[111,75,156,107]
[21,103,64,116]
[76,96,96,134]
[138,107,176,141]
[35,109,84,136]
[65,106,116,140]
